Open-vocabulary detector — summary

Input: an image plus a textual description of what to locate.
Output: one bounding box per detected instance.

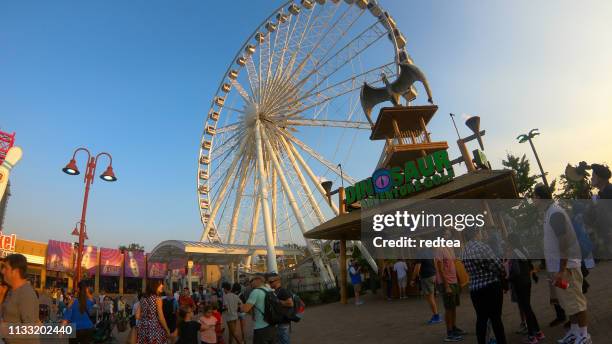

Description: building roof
[149,240,303,265]
[304,169,518,240]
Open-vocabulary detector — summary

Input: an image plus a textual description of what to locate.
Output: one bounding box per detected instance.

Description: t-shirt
[222,292,242,321]
[2,282,40,344]
[199,315,217,344]
[63,299,94,330]
[434,248,458,284]
[393,261,408,279]
[274,287,292,325]
[246,287,272,330]
[176,320,200,344]
[416,250,436,278]
[348,266,361,285]
[598,183,612,199]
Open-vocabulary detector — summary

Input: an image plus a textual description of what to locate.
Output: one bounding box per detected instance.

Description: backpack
[285,293,305,322]
[254,288,285,326]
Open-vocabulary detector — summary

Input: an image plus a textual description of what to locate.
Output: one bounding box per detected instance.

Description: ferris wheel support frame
[227,165,249,244]
[245,193,261,269]
[261,127,334,285]
[284,133,378,273]
[254,120,279,273]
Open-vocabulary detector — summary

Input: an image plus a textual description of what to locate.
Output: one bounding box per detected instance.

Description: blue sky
[2,0,611,251]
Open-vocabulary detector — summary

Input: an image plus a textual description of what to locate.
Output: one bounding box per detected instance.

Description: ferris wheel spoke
[279,129,357,185]
[286,4,364,87]
[284,118,371,129]
[275,61,395,119]
[227,162,250,244]
[230,79,253,103]
[245,55,260,102]
[216,123,242,134]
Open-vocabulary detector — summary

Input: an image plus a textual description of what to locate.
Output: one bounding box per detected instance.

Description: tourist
[136,280,171,344]
[232,282,247,344]
[162,290,178,335]
[0,254,40,344]
[241,273,276,344]
[222,282,243,344]
[410,248,441,325]
[102,295,114,322]
[393,259,409,299]
[199,305,218,344]
[506,233,544,343]
[118,295,127,318]
[590,163,612,198]
[381,261,393,301]
[348,260,363,305]
[62,280,95,344]
[128,292,142,344]
[179,287,195,309]
[268,273,293,344]
[173,306,201,344]
[435,244,464,342]
[460,227,507,344]
[211,303,224,343]
[534,184,591,344]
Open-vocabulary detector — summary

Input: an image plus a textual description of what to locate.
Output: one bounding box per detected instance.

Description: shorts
[253,325,277,344]
[419,276,436,295]
[556,268,587,315]
[437,283,460,309]
[397,276,408,288]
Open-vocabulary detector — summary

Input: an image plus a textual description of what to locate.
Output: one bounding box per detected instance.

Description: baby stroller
[93,319,114,343]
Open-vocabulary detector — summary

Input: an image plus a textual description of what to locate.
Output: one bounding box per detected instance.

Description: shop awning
[148,240,303,266]
[304,169,518,240]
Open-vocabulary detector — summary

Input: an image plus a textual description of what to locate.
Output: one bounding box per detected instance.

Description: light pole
[62,147,117,288]
[517,129,549,189]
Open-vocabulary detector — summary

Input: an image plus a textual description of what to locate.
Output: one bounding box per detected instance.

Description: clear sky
[1,0,611,251]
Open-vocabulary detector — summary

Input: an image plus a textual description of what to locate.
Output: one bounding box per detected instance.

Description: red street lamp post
[62,147,117,288]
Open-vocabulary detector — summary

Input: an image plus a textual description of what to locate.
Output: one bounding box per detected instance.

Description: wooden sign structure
[370,105,449,168]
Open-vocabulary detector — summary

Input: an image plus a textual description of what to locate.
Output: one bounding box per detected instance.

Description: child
[211,303,225,344]
[199,305,218,344]
[173,306,201,344]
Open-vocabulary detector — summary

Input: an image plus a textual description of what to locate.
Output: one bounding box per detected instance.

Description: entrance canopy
[149,240,303,265]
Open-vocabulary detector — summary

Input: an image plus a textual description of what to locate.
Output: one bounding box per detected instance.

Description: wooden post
[419,117,431,142]
[338,187,346,214]
[339,239,348,304]
[457,139,476,172]
[391,119,404,144]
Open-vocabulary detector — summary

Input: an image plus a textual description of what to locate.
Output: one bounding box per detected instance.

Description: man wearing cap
[241,273,276,344]
[585,164,612,257]
[267,273,293,344]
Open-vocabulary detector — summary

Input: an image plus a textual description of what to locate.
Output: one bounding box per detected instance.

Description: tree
[556,172,592,200]
[502,153,538,197]
[119,243,145,252]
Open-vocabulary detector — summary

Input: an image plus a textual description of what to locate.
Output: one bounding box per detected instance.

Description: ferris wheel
[197,0,427,279]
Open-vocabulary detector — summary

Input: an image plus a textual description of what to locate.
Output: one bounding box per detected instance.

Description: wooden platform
[380,141,449,167]
[370,105,439,140]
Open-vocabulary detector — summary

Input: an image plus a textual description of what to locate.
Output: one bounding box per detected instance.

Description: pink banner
[81,245,98,277]
[147,261,168,279]
[100,248,122,276]
[46,241,73,272]
[168,258,186,277]
[192,264,203,278]
[124,251,145,278]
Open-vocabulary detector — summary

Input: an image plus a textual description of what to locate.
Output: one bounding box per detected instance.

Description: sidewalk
[290,261,612,343]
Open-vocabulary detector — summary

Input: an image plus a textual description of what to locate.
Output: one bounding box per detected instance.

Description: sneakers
[534,331,545,341]
[576,334,592,344]
[557,332,577,344]
[516,322,528,335]
[524,336,539,344]
[443,334,463,342]
[427,314,442,325]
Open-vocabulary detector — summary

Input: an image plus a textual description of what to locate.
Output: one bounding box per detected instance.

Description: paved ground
[112,261,612,344]
[289,261,612,344]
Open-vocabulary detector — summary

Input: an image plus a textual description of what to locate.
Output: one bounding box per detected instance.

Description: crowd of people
[347,163,611,344]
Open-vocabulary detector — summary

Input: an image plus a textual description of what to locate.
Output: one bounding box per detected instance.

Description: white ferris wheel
[197,0,426,281]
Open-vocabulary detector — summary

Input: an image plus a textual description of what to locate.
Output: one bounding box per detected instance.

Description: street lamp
[62,147,117,289]
[517,129,549,189]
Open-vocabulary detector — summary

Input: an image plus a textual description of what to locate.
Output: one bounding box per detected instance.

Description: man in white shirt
[393,259,409,299]
[535,184,590,344]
